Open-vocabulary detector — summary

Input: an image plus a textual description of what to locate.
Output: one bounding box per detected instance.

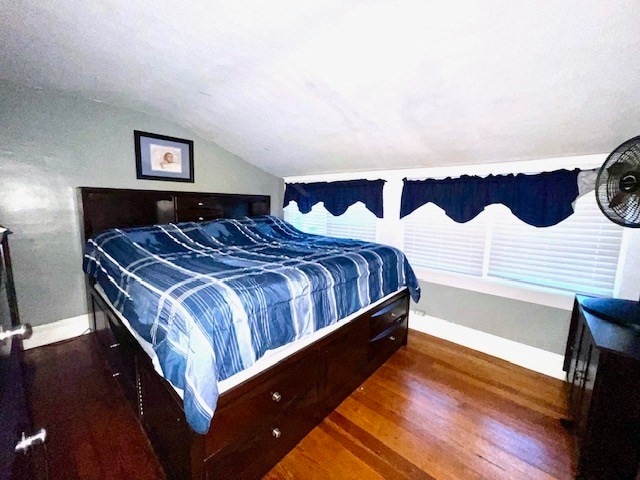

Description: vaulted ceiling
[2,1,639,176]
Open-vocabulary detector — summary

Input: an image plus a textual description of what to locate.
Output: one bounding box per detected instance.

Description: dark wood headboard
[79,187,271,242]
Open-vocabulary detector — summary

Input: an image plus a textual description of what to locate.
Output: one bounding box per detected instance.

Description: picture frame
[134,130,194,183]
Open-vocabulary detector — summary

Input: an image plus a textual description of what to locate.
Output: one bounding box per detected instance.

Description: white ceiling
[2,1,640,177]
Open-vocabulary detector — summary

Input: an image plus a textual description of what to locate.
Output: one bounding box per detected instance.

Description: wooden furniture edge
[78,186,271,243]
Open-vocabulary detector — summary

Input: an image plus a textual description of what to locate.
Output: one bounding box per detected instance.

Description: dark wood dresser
[0,228,47,480]
[563,295,640,480]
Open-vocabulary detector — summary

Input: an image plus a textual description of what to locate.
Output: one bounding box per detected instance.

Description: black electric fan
[581,135,640,326]
[595,135,640,227]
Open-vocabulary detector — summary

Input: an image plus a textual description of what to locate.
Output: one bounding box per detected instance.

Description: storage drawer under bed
[138,360,196,480]
[136,340,323,480]
[369,295,408,339]
[368,316,408,374]
[91,293,138,408]
[205,403,318,480]
[205,348,321,456]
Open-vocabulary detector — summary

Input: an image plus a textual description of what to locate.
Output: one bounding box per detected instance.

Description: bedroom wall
[413,281,570,354]
[0,80,284,327]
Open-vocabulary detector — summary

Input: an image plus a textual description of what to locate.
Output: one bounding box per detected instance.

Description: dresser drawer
[368,317,407,373]
[205,350,320,456]
[369,295,407,340]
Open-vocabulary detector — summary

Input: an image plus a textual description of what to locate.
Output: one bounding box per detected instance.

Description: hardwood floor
[24,330,576,479]
[25,335,166,480]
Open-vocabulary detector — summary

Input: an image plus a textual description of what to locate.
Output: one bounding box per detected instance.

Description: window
[403,194,624,296]
[404,203,487,276]
[284,202,378,242]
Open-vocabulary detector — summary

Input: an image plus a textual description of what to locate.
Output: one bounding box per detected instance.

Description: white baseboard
[409,311,566,380]
[22,314,92,350]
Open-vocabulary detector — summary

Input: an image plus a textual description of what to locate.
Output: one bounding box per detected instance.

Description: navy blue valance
[400,168,581,227]
[284,179,386,218]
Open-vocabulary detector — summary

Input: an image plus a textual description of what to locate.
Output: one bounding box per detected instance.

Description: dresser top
[577,295,640,361]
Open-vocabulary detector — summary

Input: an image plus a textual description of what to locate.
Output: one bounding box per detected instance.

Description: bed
[79,187,420,480]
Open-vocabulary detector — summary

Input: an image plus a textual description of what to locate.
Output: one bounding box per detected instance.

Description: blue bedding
[83,216,420,434]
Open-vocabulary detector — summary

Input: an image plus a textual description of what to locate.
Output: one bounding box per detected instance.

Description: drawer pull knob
[198,217,204,221]
[271,391,282,402]
[109,342,120,349]
[198,202,204,206]
[389,335,396,341]
[272,428,281,439]
[15,428,46,454]
[112,372,121,378]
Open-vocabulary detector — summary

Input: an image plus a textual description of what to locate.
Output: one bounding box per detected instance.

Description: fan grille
[596,136,640,228]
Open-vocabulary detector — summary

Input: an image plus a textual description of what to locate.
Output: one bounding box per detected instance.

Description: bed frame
[79,187,410,480]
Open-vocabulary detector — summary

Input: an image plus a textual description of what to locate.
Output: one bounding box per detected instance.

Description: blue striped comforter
[83,216,420,434]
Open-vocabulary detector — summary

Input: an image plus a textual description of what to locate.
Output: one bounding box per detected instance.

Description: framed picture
[134,130,194,182]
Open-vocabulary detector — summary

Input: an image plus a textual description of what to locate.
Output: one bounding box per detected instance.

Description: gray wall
[413,281,572,355]
[0,80,284,327]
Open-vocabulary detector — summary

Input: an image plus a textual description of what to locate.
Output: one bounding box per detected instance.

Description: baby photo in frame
[134,130,194,182]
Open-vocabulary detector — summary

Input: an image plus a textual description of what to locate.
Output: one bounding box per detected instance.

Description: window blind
[284,202,377,242]
[488,195,623,295]
[401,194,624,296]
[403,203,487,276]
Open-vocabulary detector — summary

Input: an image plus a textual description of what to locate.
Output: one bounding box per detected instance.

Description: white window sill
[414,267,576,310]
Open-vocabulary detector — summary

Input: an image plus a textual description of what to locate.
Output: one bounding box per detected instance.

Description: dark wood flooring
[25,334,165,480]
[25,331,576,479]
